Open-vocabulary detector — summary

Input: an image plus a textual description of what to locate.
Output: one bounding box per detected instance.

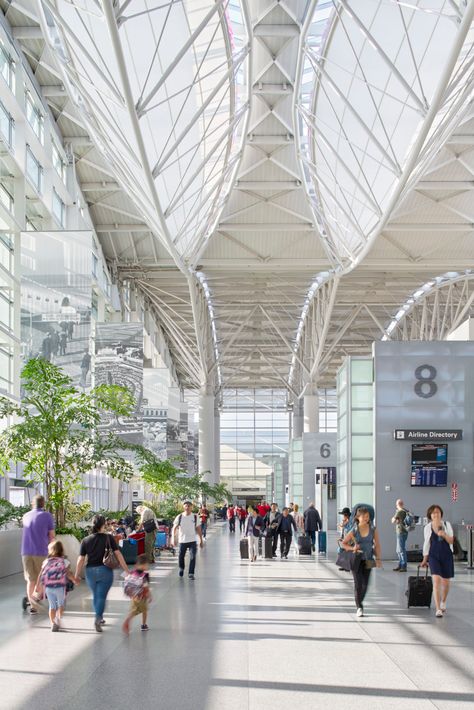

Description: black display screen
[411,444,448,487]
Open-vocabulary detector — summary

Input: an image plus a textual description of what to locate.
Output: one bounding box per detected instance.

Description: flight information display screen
[410,444,448,487]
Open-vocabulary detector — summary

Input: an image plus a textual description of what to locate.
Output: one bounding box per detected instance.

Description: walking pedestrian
[227,504,236,533]
[172,500,203,580]
[337,507,352,570]
[236,505,247,533]
[199,504,209,539]
[122,554,151,634]
[21,494,55,614]
[35,540,78,632]
[264,502,281,557]
[421,504,454,618]
[275,507,297,558]
[304,502,322,551]
[391,499,411,572]
[75,514,129,632]
[342,507,382,618]
[244,507,264,562]
[291,503,304,533]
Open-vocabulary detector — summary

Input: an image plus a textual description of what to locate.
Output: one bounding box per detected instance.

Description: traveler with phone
[421,504,454,617]
[341,507,382,618]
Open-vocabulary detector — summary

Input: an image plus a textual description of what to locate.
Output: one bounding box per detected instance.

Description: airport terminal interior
[0,0,473,708]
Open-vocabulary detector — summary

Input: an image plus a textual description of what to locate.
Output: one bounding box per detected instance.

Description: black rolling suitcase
[298,535,312,555]
[406,566,433,608]
[240,537,249,559]
[264,533,274,559]
[121,539,138,565]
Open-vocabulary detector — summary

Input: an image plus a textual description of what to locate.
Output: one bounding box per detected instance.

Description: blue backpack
[404,510,415,532]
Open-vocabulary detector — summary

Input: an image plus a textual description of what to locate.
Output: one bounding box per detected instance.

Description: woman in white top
[421,504,454,618]
[291,504,304,533]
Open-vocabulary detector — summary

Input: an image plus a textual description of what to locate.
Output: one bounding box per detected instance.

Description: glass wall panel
[351,484,373,506]
[219,389,289,493]
[351,460,373,483]
[351,384,373,408]
[351,435,373,459]
[351,410,373,434]
[351,359,373,382]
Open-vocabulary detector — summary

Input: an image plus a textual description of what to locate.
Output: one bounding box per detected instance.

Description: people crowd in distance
[20,493,457,630]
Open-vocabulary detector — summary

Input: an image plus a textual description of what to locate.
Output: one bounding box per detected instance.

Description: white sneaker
[356,607,364,618]
[435,609,443,618]
[440,602,447,613]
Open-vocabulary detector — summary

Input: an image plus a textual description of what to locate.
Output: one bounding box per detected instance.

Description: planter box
[55,534,82,576]
[0,528,23,578]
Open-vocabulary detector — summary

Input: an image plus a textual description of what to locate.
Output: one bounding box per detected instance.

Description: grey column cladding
[373,341,474,560]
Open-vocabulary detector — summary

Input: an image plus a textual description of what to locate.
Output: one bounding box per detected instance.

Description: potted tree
[0,358,137,561]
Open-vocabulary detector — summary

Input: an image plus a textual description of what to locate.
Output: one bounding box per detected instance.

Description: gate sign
[451,482,458,502]
[311,433,337,467]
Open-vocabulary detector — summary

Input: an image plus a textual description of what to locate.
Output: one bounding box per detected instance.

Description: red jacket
[227,507,235,519]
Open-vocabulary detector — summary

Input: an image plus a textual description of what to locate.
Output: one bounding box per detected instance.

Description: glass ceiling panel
[297,0,474,269]
[39,0,250,266]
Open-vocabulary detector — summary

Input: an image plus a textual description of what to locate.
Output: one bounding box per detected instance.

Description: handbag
[336,549,353,571]
[336,548,362,572]
[103,535,120,570]
[364,559,377,569]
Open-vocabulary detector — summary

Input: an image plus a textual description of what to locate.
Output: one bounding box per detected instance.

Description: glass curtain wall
[337,357,374,510]
[220,389,290,500]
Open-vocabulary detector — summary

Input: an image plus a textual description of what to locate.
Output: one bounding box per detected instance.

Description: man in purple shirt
[21,495,55,613]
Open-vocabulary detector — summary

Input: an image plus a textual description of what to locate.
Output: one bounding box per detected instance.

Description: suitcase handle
[417,564,429,578]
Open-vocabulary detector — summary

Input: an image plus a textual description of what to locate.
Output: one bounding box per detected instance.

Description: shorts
[130,598,148,616]
[22,555,45,583]
[45,586,66,610]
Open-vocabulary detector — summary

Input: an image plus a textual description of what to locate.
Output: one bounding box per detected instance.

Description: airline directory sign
[394,429,462,441]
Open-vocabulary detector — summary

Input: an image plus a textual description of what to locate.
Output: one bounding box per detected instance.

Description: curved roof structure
[5,0,474,397]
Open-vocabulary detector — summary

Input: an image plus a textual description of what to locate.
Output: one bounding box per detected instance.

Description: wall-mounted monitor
[410,443,448,487]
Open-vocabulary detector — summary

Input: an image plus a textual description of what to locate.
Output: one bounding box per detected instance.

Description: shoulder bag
[103,534,120,570]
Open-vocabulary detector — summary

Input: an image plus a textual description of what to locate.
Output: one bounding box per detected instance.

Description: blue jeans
[85,565,114,621]
[179,542,197,575]
[306,531,316,546]
[396,532,408,569]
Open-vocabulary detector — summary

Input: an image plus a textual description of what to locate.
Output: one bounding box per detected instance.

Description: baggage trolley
[154,524,175,556]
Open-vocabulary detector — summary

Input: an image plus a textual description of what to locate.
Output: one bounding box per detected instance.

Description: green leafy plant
[55,525,90,541]
[132,447,232,505]
[0,358,137,527]
[0,498,31,528]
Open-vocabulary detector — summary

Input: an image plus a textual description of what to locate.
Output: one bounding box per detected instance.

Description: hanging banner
[95,322,143,444]
[21,231,93,389]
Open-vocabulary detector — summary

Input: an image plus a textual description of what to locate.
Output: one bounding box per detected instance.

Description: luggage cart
[154,523,175,556]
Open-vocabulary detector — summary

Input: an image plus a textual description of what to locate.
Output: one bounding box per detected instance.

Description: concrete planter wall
[0,529,23,578]
[55,534,82,575]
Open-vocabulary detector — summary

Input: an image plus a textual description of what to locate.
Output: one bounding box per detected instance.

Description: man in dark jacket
[304,503,322,551]
[264,503,281,558]
[275,507,297,558]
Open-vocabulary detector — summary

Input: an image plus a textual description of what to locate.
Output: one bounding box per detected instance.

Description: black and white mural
[95,322,144,444]
[21,231,92,389]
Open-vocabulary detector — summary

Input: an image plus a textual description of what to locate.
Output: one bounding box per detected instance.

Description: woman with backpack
[35,540,78,632]
[75,514,130,632]
[341,507,382,618]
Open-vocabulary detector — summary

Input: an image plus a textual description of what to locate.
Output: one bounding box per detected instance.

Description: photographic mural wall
[95,322,144,445]
[21,231,93,389]
[143,368,169,460]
